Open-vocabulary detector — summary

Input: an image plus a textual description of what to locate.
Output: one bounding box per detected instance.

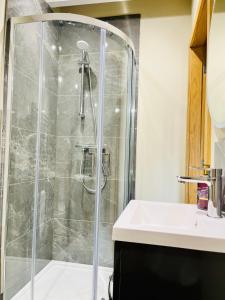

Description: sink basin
[129,201,197,230]
[112,200,225,253]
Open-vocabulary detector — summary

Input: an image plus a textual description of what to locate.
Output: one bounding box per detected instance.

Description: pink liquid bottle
[192,162,210,211]
[197,182,208,210]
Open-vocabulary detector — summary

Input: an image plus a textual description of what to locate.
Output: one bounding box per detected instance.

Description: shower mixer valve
[102,148,111,177]
[80,146,110,178]
[82,148,95,177]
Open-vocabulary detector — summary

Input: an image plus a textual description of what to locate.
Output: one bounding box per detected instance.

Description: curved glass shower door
[3,14,136,300]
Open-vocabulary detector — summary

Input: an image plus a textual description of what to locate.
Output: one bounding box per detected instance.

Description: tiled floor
[12,260,112,300]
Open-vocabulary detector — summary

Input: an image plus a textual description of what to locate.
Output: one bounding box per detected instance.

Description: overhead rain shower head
[76,40,89,51]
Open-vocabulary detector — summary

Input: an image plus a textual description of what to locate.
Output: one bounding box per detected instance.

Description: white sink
[129,201,197,230]
[112,200,225,253]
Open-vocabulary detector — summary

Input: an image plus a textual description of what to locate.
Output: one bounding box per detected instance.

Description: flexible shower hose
[79,158,107,194]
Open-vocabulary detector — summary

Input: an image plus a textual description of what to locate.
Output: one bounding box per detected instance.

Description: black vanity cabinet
[113,241,225,300]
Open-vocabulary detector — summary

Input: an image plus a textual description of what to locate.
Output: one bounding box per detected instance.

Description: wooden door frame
[185,0,213,203]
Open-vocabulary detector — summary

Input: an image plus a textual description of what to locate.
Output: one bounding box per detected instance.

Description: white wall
[135,15,191,202]
[192,0,200,25]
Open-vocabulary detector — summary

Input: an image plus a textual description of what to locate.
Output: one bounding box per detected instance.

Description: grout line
[6,219,52,248]
[11,125,57,137]
[54,176,119,181]
[53,217,114,226]
[8,178,54,186]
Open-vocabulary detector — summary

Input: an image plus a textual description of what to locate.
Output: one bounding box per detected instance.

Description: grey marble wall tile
[103,15,140,57]
[55,135,79,165]
[56,94,97,137]
[104,51,128,95]
[56,95,78,136]
[6,229,32,258]
[56,93,125,139]
[58,55,80,96]
[99,222,113,267]
[54,177,118,223]
[103,94,126,138]
[6,179,54,250]
[35,0,52,13]
[4,255,32,300]
[105,51,127,77]
[52,218,94,264]
[37,179,55,224]
[41,89,58,135]
[39,133,56,179]
[5,222,52,299]
[43,46,58,94]
[9,126,36,184]
[54,177,96,220]
[58,53,99,96]
[52,218,113,267]
[105,32,128,53]
[6,181,34,243]
[100,179,118,223]
[11,68,38,132]
[43,21,59,50]
[9,130,56,183]
[36,220,53,261]
[7,0,35,17]
[14,23,41,82]
[58,55,84,96]
[58,24,100,56]
[7,0,50,18]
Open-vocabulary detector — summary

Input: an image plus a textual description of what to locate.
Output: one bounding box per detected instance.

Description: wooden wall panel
[190,0,207,47]
[185,0,213,204]
[202,73,211,166]
[186,48,204,203]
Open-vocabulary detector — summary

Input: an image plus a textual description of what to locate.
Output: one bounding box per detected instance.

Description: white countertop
[112,200,225,253]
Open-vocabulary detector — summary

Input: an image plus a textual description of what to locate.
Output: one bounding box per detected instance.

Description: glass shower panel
[3,22,43,300]
[96,32,132,299]
[33,20,102,300]
[3,14,136,300]
[32,20,58,300]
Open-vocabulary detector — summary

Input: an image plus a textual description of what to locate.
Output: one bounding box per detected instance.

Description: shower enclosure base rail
[11,261,112,300]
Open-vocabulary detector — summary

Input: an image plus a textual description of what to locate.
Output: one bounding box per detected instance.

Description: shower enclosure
[1,13,136,300]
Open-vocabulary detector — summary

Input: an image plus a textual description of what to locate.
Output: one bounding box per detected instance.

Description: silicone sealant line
[91,28,106,300]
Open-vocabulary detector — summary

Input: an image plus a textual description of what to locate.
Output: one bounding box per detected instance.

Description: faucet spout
[177,169,223,218]
[177,176,212,187]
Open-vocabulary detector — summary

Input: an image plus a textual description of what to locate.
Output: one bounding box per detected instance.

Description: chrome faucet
[177,168,223,218]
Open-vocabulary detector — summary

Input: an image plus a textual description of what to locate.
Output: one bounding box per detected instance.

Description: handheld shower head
[76,40,89,51]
